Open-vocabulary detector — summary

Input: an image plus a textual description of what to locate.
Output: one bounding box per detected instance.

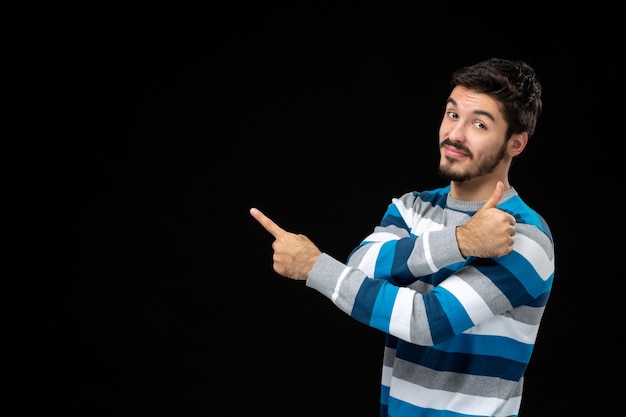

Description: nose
[448,122,465,142]
[441,119,466,144]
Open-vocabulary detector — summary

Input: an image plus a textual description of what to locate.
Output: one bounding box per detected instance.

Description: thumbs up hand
[455,181,516,258]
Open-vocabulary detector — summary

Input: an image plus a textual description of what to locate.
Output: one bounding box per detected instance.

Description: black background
[5,3,620,416]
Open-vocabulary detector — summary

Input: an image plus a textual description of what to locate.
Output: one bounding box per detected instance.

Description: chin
[439,167,471,182]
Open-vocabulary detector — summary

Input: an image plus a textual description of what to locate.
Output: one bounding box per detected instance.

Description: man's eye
[474,121,485,129]
[447,111,458,119]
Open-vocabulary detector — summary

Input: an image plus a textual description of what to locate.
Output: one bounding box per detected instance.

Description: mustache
[441,138,472,157]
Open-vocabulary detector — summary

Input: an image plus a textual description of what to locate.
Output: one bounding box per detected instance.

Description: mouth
[443,144,469,159]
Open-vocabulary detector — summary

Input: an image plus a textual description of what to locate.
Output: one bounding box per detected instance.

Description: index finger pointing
[250,207,287,238]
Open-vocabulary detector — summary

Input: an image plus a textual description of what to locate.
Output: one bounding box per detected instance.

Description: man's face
[437,86,509,182]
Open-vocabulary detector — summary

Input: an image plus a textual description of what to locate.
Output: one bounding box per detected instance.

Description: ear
[508,132,528,157]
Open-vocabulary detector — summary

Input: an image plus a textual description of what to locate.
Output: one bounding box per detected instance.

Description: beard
[438,138,508,182]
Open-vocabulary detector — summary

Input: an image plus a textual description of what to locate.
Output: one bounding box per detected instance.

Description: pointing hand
[250,207,322,280]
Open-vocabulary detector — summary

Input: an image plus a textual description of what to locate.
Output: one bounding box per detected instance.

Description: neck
[449,177,510,201]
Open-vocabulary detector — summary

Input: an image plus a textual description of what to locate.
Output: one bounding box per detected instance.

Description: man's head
[450,58,542,139]
[437,58,542,188]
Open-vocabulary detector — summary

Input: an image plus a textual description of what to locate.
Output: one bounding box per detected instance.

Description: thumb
[482,181,504,210]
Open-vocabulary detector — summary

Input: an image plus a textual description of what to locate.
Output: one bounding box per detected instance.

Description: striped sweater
[306,185,555,417]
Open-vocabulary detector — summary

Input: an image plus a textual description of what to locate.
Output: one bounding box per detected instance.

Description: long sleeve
[345,191,467,285]
[306,186,554,345]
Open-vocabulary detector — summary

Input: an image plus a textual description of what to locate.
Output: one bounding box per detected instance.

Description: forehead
[447,86,503,119]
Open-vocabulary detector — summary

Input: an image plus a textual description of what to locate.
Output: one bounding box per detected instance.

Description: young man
[250,58,555,417]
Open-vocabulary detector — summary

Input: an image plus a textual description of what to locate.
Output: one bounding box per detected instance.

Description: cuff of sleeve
[306,253,346,297]
[427,227,466,268]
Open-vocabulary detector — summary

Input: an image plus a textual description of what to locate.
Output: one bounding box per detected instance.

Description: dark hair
[450,58,543,138]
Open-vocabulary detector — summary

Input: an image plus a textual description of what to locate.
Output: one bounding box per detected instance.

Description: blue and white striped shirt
[307,185,555,417]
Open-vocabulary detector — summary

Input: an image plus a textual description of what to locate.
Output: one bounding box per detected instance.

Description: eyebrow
[446,97,496,123]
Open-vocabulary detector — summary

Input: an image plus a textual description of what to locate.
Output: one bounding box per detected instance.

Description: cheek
[438,122,447,140]
[439,116,454,137]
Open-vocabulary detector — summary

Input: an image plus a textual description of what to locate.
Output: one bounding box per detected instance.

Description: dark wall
[6,4,618,416]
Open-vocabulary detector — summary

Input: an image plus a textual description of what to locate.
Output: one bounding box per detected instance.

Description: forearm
[347,227,465,281]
